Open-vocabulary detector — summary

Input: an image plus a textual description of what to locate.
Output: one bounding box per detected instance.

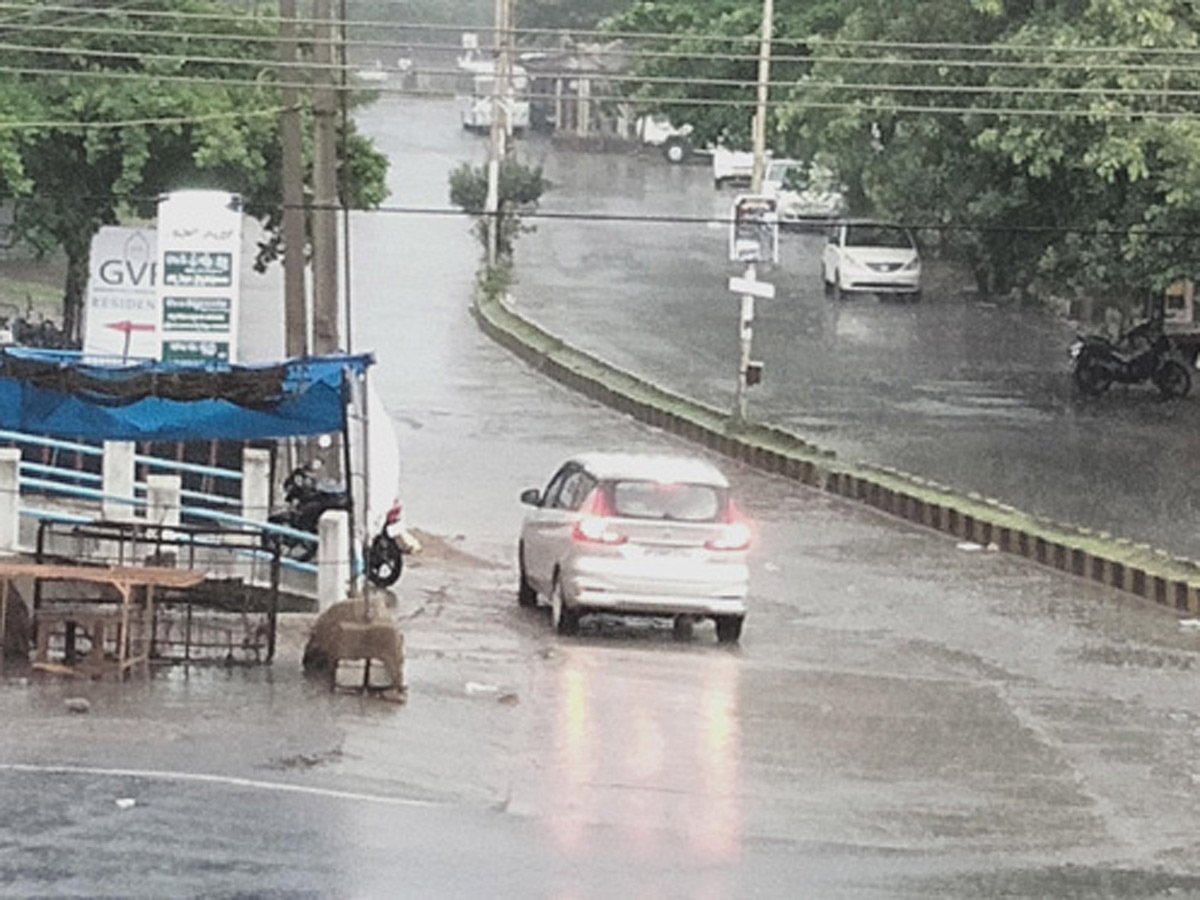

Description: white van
[460,60,530,134]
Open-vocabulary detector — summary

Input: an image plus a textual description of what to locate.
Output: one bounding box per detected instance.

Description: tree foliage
[448,156,548,260]
[609,0,1200,308]
[0,0,389,343]
[601,0,850,150]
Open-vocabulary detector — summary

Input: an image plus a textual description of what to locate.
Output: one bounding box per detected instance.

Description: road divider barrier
[473,289,1200,616]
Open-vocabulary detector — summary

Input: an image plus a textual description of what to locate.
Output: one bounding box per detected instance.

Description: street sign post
[729,194,779,264]
[729,265,773,424]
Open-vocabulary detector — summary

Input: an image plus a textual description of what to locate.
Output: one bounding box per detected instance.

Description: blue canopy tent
[0,348,373,441]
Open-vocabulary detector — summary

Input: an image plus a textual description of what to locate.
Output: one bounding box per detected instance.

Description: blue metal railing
[2,430,318,575]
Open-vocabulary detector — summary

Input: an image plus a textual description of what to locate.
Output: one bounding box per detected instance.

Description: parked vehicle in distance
[459,58,530,134]
[637,116,703,164]
[352,60,388,84]
[1070,318,1192,399]
[763,159,847,227]
[712,146,762,187]
[822,219,922,302]
[517,452,751,642]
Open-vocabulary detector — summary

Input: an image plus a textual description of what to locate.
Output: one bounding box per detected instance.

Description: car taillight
[572,489,627,545]
[706,501,751,551]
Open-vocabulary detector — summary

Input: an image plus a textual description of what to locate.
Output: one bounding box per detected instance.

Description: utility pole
[279,0,307,358]
[733,0,774,426]
[485,0,514,267]
[750,0,773,197]
[311,0,339,354]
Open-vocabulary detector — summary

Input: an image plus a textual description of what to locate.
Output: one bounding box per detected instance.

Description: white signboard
[156,190,242,364]
[83,226,159,360]
[728,275,776,299]
[729,194,779,264]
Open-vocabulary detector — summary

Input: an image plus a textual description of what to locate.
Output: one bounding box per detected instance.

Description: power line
[2,5,1199,97]
[5,2,1200,65]
[6,33,1200,91]
[4,193,1196,243]
[0,67,1195,128]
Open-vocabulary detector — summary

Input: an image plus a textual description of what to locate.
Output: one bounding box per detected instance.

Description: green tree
[601,0,850,149]
[0,0,389,344]
[794,0,1200,305]
[448,156,548,261]
[609,0,1200,307]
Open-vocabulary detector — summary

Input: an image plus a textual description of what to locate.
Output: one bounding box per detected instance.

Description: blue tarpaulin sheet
[0,349,373,441]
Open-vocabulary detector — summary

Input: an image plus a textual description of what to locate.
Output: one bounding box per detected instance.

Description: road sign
[729,194,779,264]
[728,276,776,299]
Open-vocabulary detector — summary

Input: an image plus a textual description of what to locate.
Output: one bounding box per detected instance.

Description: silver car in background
[517,452,751,642]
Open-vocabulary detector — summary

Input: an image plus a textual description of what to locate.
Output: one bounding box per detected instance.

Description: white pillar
[317,508,350,612]
[146,474,181,527]
[0,448,20,552]
[102,440,136,522]
[242,447,271,523]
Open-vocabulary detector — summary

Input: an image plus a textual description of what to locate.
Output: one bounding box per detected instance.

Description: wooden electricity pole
[279,0,307,358]
[485,0,514,267]
[312,0,340,354]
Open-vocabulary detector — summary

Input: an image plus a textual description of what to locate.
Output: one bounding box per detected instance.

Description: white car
[517,452,751,642]
[822,219,922,302]
[712,146,760,187]
[763,159,847,226]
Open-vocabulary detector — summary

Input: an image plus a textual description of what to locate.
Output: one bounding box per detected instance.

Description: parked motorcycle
[1070,319,1192,399]
[264,462,412,588]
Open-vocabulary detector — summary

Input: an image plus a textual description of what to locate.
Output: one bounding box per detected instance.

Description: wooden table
[0,562,205,677]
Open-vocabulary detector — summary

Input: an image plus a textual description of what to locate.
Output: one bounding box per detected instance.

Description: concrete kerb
[471,291,1200,616]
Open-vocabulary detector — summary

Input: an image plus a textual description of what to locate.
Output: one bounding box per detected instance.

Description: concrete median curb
[472,289,1200,615]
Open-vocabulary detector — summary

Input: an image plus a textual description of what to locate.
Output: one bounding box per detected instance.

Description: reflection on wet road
[536,645,742,863]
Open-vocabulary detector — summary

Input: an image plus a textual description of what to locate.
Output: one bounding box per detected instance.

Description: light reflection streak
[546,648,743,864]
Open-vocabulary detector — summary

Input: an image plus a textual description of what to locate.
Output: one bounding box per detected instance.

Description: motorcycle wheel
[1154,359,1192,399]
[1073,354,1113,396]
[367,532,403,588]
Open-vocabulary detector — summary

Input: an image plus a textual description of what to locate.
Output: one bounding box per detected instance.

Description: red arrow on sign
[104,320,157,360]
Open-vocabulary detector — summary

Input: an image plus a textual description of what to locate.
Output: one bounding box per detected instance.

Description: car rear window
[845,224,913,249]
[608,480,725,522]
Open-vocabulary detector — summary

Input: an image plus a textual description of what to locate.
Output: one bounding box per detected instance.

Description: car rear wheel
[517,546,537,608]
[832,276,845,302]
[551,576,580,636]
[714,615,743,644]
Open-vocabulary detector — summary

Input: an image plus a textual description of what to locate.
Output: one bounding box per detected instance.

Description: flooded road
[4,96,1200,898]
[512,139,1200,562]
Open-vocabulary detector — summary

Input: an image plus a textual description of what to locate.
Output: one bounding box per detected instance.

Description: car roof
[569,452,731,487]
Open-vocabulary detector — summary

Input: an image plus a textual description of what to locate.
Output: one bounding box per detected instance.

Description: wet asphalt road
[511,137,1200,563]
[5,96,1200,898]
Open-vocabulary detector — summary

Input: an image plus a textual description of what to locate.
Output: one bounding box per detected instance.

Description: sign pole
[734,263,756,424]
[728,197,777,426]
